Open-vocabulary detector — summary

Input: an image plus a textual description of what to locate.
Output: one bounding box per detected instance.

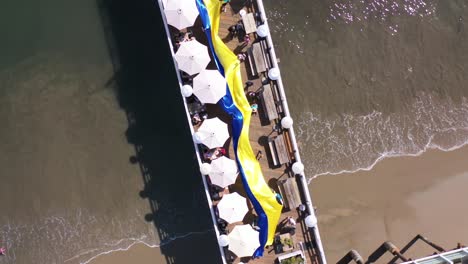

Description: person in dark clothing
[228,25,237,39]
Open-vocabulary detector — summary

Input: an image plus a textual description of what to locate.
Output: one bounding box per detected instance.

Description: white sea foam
[73,230,213,264]
[296,93,468,182]
[0,208,213,264]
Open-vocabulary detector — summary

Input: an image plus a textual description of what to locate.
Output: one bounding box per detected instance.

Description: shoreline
[308,138,468,181]
[88,145,468,264]
[311,144,468,263]
[88,230,219,264]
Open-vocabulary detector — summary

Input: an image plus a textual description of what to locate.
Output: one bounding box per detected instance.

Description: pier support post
[337,249,364,264]
[366,242,408,264]
[388,234,445,264]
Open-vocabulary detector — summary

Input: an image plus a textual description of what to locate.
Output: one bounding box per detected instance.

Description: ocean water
[266,0,468,178]
[0,0,218,263]
[1,0,468,263]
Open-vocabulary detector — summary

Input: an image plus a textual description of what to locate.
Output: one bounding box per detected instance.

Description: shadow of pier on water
[95,0,222,263]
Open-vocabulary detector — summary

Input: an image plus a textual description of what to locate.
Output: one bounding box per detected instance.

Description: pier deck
[218,3,320,263]
[164,0,323,263]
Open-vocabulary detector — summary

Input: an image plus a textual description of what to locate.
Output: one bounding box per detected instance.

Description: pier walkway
[160,0,326,263]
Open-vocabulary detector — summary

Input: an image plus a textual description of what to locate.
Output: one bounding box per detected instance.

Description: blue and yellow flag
[195,0,283,257]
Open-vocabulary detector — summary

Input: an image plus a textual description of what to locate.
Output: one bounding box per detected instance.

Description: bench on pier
[259,39,273,68]
[283,130,296,162]
[268,134,291,167]
[278,177,302,210]
[260,83,278,121]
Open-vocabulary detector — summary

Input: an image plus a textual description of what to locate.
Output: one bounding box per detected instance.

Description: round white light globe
[218,234,229,247]
[256,24,269,38]
[193,132,202,143]
[305,214,318,228]
[281,116,293,129]
[200,163,212,175]
[181,84,193,97]
[268,67,280,80]
[292,162,304,175]
[239,9,247,17]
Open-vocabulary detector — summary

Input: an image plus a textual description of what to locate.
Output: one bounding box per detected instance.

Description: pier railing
[253,0,327,263]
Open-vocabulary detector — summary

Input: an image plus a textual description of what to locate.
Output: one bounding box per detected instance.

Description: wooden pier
[158,0,326,263]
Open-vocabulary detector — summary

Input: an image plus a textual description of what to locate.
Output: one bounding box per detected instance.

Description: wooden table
[278,177,302,210]
[242,13,257,34]
[260,84,278,121]
[274,134,290,165]
[252,42,266,73]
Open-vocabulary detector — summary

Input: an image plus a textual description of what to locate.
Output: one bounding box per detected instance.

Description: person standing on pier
[220,0,230,12]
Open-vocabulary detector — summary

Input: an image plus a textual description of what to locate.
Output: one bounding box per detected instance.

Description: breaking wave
[296,92,468,180]
[0,208,212,264]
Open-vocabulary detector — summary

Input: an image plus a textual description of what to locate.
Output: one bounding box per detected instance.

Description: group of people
[174,31,195,48]
[203,147,227,161]
[220,0,231,13]
[247,91,259,115]
[228,22,246,40]
[280,216,297,235]
[237,52,247,62]
[191,111,208,126]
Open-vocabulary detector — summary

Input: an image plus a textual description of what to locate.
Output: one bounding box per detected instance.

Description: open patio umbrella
[217,192,247,223]
[174,40,210,76]
[195,117,229,149]
[193,69,226,104]
[164,0,199,30]
[228,224,260,258]
[209,157,238,189]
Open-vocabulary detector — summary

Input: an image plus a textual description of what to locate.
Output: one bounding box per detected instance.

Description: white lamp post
[281,116,293,129]
[193,132,201,143]
[305,214,318,228]
[239,9,246,17]
[256,24,269,38]
[219,234,229,247]
[181,84,193,97]
[268,67,280,80]
[200,163,212,175]
[292,162,304,175]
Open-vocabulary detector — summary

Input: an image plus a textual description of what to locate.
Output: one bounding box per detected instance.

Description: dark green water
[0,0,219,263]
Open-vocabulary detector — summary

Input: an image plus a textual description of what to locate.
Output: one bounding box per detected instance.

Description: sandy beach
[311,145,468,263]
[90,145,468,264]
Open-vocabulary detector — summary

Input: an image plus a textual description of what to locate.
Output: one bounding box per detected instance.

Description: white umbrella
[196,117,229,149]
[209,157,238,188]
[217,192,248,223]
[193,70,226,104]
[164,0,199,30]
[175,40,211,76]
[228,224,260,258]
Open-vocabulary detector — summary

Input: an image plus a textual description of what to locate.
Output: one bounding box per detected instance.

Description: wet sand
[311,145,468,263]
[89,232,219,264]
